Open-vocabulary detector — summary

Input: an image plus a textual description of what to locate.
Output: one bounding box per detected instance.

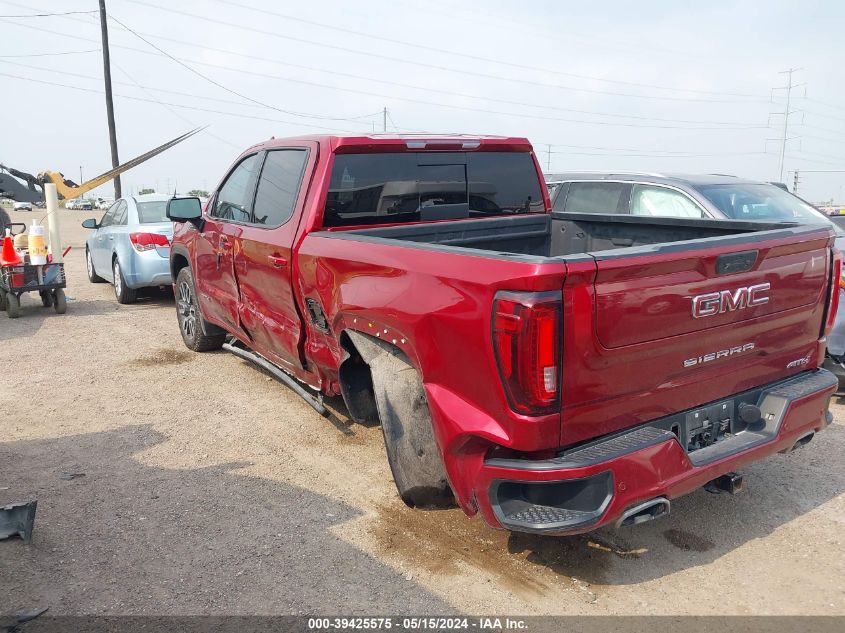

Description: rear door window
[630,184,705,218]
[563,182,631,214]
[212,154,259,223]
[252,149,309,227]
[323,151,544,227]
[137,201,168,224]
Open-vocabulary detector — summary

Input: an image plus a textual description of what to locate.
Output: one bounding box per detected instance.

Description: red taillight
[129,232,170,252]
[492,291,561,415]
[825,248,842,335]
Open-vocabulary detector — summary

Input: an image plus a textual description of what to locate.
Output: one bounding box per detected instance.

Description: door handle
[268,255,287,269]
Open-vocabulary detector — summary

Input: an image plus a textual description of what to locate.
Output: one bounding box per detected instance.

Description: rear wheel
[175,267,225,352]
[52,288,66,314]
[350,333,454,509]
[39,291,52,307]
[86,248,105,283]
[5,292,20,319]
[113,258,136,304]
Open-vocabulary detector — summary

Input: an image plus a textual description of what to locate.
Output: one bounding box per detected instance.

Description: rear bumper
[472,369,837,535]
[124,250,172,288]
[823,355,845,392]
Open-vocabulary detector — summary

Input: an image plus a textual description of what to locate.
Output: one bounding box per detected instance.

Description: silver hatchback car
[82,194,173,303]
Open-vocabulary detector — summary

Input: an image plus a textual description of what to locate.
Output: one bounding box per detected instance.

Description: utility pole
[793,169,800,194]
[772,68,803,182]
[99,0,121,199]
[383,107,387,132]
[79,166,83,187]
[546,145,552,172]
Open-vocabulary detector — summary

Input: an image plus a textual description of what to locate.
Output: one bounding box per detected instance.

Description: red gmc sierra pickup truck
[167,134,840,535]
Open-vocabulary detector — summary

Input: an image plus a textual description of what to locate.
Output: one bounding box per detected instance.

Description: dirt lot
[1,207,844,615]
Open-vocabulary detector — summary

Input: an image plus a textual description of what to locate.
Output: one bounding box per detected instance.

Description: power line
[0,58,292,109]
[0,47,99,57]
[105,12,382,124]
[1,65,834,171]
[122,0,768,105]
[0,7,770,128]
[0,70,368,134]
[109,59,242,151]
[206,0,767,100]
[0,9,95,17]
[802,96,845,115]
[544,142,767,157]
[0,14,770,132]
[4,1,769,124]
[82,22,768,126]
[547,149,768,158]
[800,122,845,139]
[385,110,400,133]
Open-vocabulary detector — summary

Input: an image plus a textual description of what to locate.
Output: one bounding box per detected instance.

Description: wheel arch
[339,328,453,508]
[170,246,191,280]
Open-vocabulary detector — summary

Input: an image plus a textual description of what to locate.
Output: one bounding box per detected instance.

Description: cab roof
[244,134,534,155]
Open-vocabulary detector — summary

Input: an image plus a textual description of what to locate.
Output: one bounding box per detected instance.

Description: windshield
[137,200,168,224]
[323,151,544,227]
[697,183,838,232]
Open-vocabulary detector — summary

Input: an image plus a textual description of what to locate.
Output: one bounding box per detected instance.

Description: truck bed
[307,212,833,444]
[321,212,820,261]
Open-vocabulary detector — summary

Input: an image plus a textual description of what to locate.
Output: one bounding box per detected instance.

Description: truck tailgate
[561,227,835,446]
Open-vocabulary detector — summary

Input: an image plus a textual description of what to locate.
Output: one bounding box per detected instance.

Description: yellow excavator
[1,127,202,221]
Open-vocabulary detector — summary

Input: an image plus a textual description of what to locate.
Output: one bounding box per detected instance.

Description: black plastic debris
[0,500,37,544]
[2,607,48,633]
[59,472,85,481]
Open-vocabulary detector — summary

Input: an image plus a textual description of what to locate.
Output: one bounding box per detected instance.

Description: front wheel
[113,258,137,304]
[86,249,105,283]
[175,267,225,352]
[52,288,67,314]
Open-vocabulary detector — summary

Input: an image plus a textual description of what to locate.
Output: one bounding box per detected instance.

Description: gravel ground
[1,208,844,616]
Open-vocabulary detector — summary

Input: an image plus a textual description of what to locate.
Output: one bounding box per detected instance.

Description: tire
[5,292,20,319]
[86,248,105,283]
[175,267,225,352]
[112,258,137,304]
[349,332,454,508]
[52,288,67,314]
[39,290,52,307]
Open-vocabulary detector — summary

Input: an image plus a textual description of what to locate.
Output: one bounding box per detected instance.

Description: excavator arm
[1,127,202,202]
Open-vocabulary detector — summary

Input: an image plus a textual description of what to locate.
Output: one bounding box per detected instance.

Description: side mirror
[81,218,98,229]
[167,197,203,222]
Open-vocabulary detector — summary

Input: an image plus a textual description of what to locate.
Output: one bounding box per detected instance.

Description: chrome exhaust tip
[616,497,670,528]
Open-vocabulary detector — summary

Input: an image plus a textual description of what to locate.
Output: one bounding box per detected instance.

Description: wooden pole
[99,0,122,199]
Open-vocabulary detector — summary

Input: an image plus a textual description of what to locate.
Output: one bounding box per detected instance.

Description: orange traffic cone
[1,230,23,266]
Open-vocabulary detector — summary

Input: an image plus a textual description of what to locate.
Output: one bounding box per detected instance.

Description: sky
[1,0,844,202]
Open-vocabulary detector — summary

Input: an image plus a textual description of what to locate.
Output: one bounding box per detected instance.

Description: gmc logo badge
[691,283,770,319]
